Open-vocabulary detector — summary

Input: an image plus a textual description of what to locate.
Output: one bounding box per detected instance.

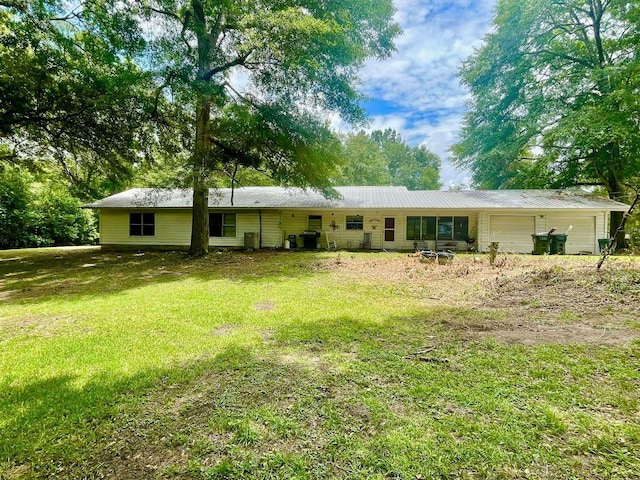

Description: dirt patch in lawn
[210,324,239,336]
[331,253,640,346]
[466,262,640,345]
[1,315,78,340]
[254,300,276,311]
[443,319,636,346]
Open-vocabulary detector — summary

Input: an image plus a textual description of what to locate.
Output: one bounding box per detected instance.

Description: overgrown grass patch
[1,247,639,479]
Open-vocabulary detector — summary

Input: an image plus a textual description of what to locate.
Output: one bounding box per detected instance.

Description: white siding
[478,213,490,252]
[281,210,311,248]
[278,210,479,251]
[489,215,536,253]
[546,214,597,254]
[260,210,282,248]
[100,209,192,246]
[208,211,251,248]
[280,210,377,249]
[100,209,267,248]
[99,207,610,254]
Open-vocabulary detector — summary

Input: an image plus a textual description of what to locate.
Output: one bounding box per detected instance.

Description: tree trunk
[607,180,626,248]
[187,0,216,257]
[602,142,627,247]
[609,209,625,247]
[189,96,211,257]
[190,173,209,256]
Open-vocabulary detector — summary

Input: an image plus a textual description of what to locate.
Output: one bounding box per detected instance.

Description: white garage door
[489,215,536,253]
[546,214,596,254]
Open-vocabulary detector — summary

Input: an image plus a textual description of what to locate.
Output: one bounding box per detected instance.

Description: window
[454,216,469,241]
[308,215,322,231]
[346,215,363,230]
[423,217,437,240]
[438,216,453,240]
[209,213,236,237]
[406,215,468,241]
[406,216,421,240]
[406,216,436,240]
[129,213,155,236]
[384,218,395,242]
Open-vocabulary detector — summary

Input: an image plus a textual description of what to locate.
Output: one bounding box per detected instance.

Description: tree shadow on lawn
[0,247,333,305]
[0,344,264,479]
[0,313,454,478]
[1,333,404,480]
[2,313,639,479]
[0,317,455,479]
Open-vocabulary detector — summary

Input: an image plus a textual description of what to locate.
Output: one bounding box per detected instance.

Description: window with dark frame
[209,213,236,237]
[384,218,395,242]
[406,215,468,241]
[438,216,453,240]
[406,216,436,240]
[454,216,469,241]
[345,215,364,230]
[406,216,420,240]
[129,213,155,236]
[423,217,436,240]
[308,215,322,231]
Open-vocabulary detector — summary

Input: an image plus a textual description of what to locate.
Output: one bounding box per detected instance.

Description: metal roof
[84,186,629,211]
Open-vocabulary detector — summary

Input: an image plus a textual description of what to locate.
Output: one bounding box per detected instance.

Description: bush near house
[0,166,96,249]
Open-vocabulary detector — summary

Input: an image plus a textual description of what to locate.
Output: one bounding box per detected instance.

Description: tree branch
[202,52,253,81]
[149,7,183,23]
[523,49,594,68]
[597,191,639,270]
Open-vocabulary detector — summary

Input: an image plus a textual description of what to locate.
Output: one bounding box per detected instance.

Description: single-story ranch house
[84,186,629,254]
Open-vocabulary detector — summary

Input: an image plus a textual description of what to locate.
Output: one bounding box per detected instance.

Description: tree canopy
[0,164,96,248]
[1,0,399,254]
[335,129,441,190]
[452,0,640,236]
[0,0,160,198]
[88,0,400,255]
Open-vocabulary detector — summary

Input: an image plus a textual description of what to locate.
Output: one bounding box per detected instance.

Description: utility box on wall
[244,232,259,249]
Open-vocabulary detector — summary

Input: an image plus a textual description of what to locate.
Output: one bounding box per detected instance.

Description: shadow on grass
[2,311,639,479]
[0,344,264,478]
[0,247,335,305]
[0,312,433,478]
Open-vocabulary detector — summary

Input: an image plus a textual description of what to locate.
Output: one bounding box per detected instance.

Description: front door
[384,217,395,249]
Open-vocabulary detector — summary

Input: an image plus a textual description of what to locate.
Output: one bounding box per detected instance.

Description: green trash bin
[550,234,567,255]
[598,238,612,253]
[531,234,550,255]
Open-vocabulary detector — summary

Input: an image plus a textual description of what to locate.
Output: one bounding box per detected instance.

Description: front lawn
[1,248,639,479]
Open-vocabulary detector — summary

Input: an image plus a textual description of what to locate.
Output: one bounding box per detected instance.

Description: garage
[489,215,536,253]
[546,214,596,254]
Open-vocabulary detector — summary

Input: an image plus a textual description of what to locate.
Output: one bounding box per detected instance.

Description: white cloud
[357,0,496,187]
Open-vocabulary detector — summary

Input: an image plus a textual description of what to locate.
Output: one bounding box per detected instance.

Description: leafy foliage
[452,0,640,201]
[89,0,400,254]
[0,165,96,248]
[0,0,160,197]
[334,129,441,189]
[373,129,441,190]
[334,132,389,186]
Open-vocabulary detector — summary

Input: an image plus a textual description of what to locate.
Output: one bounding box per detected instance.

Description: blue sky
[348,0,498,188]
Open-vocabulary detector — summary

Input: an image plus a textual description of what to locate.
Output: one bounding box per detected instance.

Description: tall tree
[336,129,441,189]
[452,0,640,239]
[99,0,398,256]
[372,129,441,190]
[0,0,160,198]
[334,132,390,186]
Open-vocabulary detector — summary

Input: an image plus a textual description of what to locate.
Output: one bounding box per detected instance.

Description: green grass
[0,247,639,479]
